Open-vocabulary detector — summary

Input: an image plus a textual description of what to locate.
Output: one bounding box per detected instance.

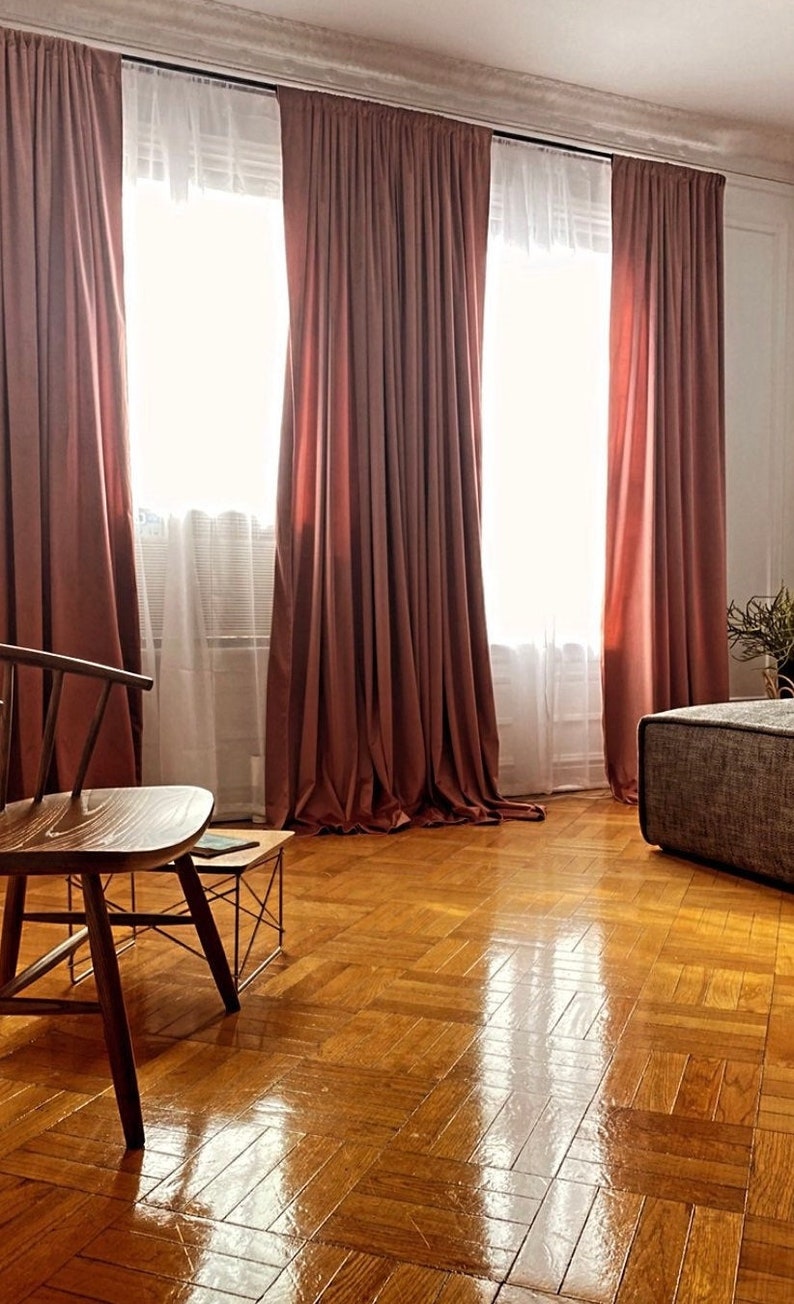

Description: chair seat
[0,785,214,873]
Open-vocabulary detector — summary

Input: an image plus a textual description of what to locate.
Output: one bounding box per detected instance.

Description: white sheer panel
[483,141,612,796]
[124,63,281,201]
[122,65,287,818]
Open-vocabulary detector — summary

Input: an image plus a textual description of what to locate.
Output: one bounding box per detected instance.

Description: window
[482,141,612,794]
[122,64,287,817]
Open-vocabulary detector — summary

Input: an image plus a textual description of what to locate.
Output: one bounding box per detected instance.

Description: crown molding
[2,0,794,183]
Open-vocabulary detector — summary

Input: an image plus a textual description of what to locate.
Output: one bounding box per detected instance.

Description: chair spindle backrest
[0,645,153,811]
[35,669,64,803]
[70,678,114,799]
[0,661,15,813]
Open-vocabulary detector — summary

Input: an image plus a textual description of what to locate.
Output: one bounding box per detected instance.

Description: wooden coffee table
[66,829,293,992]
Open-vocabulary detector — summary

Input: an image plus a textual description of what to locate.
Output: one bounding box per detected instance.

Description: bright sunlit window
[124,180,287,521]
[481,140,611,794]
[121,65,287,815]
[482,243,611,647]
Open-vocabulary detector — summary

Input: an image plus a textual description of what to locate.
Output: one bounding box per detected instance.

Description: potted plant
[727,585,794,697]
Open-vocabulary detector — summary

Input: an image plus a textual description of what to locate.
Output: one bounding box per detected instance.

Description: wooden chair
[0,643,239,1149]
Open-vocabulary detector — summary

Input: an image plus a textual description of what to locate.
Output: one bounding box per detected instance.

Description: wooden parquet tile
[3,792,794,1299]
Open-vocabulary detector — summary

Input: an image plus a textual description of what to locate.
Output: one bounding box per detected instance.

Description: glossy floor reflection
[0,792,792,1300]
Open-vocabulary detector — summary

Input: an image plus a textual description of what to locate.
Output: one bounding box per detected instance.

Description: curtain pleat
[603,156,728,803]
[0,27,141,792]
[267,88,543,832]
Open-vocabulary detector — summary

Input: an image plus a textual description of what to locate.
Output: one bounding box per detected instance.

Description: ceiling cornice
[2,0,794,183]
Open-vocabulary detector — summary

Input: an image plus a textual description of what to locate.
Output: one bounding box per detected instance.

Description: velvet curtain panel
[603,156,728,803]
[0,29,141,791]
[267,89,543,832]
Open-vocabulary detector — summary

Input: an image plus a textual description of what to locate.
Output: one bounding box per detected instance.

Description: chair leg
[81,874,144,1150]
[0,876,27,985]
[175,853,240,1013]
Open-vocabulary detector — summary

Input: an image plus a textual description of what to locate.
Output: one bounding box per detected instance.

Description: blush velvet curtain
[603,156,729,802]
[0,28,141,791]
[267,88,544,832]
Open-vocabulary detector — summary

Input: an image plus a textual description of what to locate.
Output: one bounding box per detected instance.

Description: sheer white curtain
[122,64,287,818]
[483,141,612,795]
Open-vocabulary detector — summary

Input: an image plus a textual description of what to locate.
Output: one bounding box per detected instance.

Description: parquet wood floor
[0,792,792,1300]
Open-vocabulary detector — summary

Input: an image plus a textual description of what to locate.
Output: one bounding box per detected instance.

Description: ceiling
[212,0,794,133]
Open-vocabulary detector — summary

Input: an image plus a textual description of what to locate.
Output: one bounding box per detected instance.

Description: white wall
[724,176,794,697]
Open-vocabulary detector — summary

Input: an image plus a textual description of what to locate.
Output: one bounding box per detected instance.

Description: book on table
[193,832,260,858]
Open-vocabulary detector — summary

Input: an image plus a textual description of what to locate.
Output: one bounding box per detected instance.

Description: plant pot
[762,658,794,699]
[778,656,794,698]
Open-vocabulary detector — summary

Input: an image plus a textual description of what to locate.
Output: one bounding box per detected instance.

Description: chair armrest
[0,645,152,691]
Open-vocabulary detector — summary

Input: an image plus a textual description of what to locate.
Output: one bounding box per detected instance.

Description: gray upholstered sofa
[639,699,794,884]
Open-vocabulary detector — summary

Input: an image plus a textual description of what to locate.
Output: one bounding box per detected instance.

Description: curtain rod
[126,54,612,163]
[129,54,278,93]
[495,127,608,162]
